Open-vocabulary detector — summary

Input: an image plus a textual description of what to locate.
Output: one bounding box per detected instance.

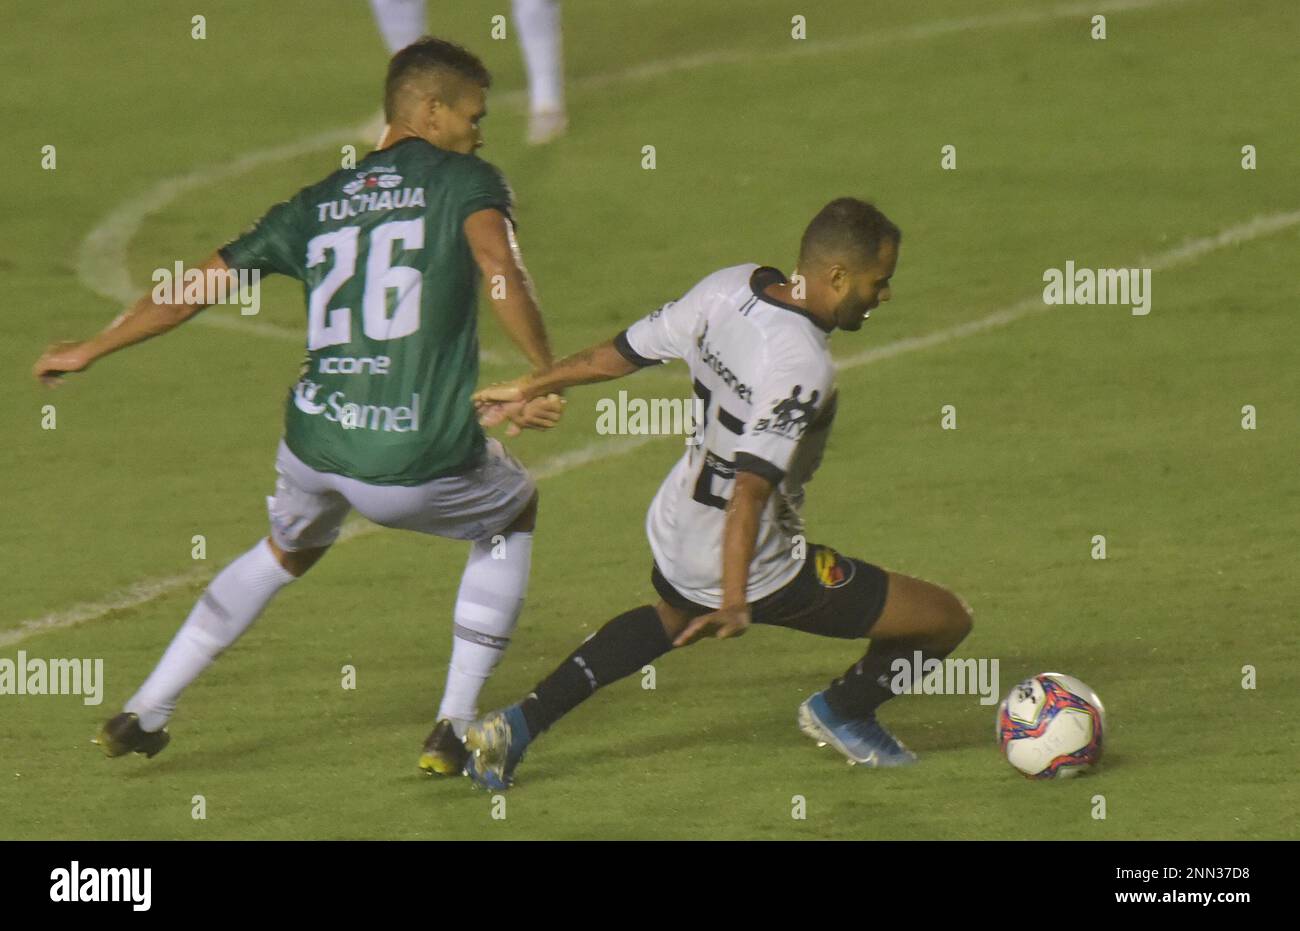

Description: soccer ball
[997,672,1105,779]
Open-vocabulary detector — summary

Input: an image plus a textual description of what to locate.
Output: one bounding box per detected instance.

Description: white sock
[369,0,427,55]
[512,0,565,114]
[125,539,296,732]
[437,532,533,733]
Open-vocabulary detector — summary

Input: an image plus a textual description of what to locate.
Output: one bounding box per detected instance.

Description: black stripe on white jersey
[717,406,744,435]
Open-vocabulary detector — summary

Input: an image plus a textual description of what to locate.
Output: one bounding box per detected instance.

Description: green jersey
[219,138,514,485]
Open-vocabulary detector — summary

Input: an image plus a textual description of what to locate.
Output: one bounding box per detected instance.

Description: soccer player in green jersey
[33,38,562,775]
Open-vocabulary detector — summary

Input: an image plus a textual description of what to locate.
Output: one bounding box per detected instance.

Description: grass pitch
[2,0,1297,839]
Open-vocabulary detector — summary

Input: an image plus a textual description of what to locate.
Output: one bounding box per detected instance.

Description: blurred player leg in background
[370,0,427,54]
[366,0,428,144]
[513,0,567,144]
[367,0,566,145]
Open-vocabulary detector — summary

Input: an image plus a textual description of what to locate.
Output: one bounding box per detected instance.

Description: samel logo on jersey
[753,385,820,439]
[342,168,403,196]
[291,379,420,432]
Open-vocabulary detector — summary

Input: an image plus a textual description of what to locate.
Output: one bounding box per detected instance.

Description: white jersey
[616,264,839,607]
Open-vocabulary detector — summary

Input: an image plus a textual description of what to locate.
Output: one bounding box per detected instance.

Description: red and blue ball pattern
[998,677,1104,779]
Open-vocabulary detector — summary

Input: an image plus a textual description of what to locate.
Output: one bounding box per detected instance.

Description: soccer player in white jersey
[464,198,975,788]
[369,0,566,144]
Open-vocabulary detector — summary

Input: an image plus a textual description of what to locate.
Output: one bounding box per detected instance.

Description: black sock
[824,639,949,720]
[522,605,672,736]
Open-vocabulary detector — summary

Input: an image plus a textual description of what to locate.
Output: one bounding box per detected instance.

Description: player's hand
[673,604,751,647]
[480,393,565,436]
[506,393,565,436]
[33,341,94,387]
[473,377,535,407]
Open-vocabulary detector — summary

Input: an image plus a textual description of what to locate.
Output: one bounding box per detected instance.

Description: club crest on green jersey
[342,168,403,195]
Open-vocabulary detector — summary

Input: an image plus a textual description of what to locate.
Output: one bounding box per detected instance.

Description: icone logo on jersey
[318,355,391,375]
[342,169,403,195]
[291,379,420,432]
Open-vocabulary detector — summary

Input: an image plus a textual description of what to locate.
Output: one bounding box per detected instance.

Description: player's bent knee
[920,583,973,645]
[947,590,975,644]
[872,572,972,644]
[922,583,972,644]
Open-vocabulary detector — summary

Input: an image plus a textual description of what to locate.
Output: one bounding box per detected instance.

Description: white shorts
[266,438,535,550]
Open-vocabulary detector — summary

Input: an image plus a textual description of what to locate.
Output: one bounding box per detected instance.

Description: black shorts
[651,545,890,640]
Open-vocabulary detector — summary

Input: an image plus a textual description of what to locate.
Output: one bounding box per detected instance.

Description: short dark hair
[384,37,492,121]
[798,198,901,269]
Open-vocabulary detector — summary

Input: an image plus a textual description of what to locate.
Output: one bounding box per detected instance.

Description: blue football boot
[463,704,532,790]
[798,690,918,767]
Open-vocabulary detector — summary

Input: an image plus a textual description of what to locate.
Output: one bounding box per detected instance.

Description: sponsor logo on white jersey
[752,385,821,438]
[695,322,753,403]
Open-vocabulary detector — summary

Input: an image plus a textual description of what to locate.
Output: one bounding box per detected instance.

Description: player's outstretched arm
[473,339,633,435]
[473,338,635,436]
[33,251,228,386]
[474,338,640,408]
[673,470,774,647]
[465,207,553,372]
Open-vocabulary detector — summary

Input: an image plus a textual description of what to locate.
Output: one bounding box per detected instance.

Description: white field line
[575,0,1201,92]
[10,207,1298,648]
[838,209,1300,369]
[73,0,1200,342]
